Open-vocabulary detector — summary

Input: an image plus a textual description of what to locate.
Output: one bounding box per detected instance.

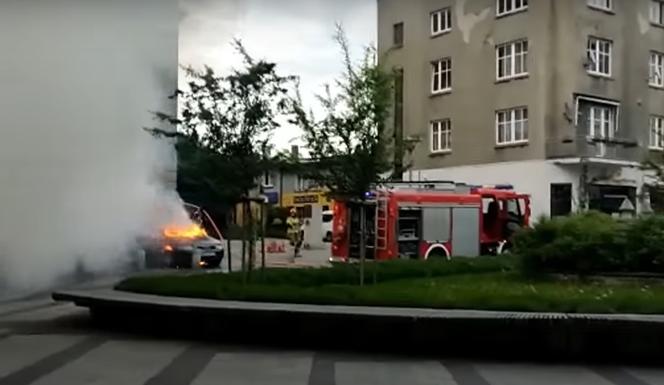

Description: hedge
[515,212,664,275]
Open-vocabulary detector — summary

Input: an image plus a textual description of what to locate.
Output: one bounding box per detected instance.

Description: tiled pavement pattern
[1,301,664,385]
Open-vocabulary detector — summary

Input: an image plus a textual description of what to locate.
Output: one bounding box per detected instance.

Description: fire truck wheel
[497,241,512,255]
[426,247,450,260]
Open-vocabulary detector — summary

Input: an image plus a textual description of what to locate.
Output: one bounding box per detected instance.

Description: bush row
[117,256,517,295]
[514,212,664,275]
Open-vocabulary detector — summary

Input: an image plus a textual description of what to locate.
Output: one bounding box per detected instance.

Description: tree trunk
[261,202,267,272]
[241,201,247,283]
[359,203,366,287]
[248,201,255,280]
[226,211,232,273]
[226,237,232,273]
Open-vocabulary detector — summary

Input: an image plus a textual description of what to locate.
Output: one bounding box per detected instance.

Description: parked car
[142,203,225,269]
[322,210,333,242]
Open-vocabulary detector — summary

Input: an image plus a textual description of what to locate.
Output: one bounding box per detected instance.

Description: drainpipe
[579,157,590,212]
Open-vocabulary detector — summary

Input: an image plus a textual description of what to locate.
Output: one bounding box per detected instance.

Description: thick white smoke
[0,0,184,296]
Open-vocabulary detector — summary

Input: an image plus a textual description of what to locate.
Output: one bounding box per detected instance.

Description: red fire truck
[330,181,530,261]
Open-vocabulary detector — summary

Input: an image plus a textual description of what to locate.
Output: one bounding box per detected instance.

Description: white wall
[409,160,580,219]
[410,159,656,219]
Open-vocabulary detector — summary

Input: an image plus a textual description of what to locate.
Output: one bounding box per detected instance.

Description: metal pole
[359,203,366,287]
[241,201,247,275]
[226,237,232,273]
[261,203,267,272]
[248,200,255,277]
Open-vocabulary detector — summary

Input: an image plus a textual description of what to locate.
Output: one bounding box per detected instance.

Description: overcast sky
[178,0,377,149]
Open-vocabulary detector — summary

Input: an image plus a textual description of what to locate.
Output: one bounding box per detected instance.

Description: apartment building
[378,0,664,218]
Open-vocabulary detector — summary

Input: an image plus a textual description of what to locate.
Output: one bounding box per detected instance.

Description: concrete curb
[53,289,664,363]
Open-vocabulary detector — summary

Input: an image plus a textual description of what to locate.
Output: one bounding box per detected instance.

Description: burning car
[143,203,225,269]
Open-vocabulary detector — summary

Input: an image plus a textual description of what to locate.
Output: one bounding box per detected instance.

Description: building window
[576,97,619,140]
[496,39,528,81]
[651,0,664,25]
[587,0,612,11]
[431,58,452,94]
[650,51,664,88]
[588,105,615,139]
[296,175,315,191]
[431,8,452,36]
[497,0,528,17]
[586,37,612,77]
[651,116,664,150]
[496,107,528,145]
[393,22,404,47]
[589,185,636,216]
[431,119,452,153]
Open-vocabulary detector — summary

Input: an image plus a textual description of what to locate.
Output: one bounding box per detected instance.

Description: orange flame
[162,223,208,239]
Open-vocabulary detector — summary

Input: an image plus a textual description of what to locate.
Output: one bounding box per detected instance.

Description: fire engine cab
[330,181,530,261]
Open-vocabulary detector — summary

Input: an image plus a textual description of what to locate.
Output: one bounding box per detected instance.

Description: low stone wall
[53,289,664,363]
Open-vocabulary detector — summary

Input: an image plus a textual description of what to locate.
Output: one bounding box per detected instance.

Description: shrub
[623,215,664,272]
[515,212,626,275]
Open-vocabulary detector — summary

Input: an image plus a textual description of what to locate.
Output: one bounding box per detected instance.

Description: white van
[322,210,333,242]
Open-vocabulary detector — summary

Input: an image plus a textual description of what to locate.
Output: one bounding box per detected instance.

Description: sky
[178,0,377,150]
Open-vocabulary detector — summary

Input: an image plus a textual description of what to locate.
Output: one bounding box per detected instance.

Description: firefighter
[286,208,302,259]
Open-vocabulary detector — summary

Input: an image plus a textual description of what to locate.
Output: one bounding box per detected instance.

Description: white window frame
[587,0,612,12]
[431,119,452,153]
[262,171,273,188]
[586,37,612,77]
[651,0,664,25]
[431,58,452,94]
[496,39,529,81]
[495,107,529,146]
[650,51,664,88]
[574,96,620,140]
[431,8,452,36]
[296,175,313,191]
[496,0,528,17]
[650,116,664,150]
[588,105,615,139]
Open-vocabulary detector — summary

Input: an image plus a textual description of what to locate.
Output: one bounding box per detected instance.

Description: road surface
[2,287,664,385]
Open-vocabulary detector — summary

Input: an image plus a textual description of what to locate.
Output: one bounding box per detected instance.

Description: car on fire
[142,203,225,269]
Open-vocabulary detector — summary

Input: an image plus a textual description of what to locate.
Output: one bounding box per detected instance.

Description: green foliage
[289,25,394,200]
[119,256,514,291]
[623,215,664,271]
[148,41,295,213]
[515,212,664,275]
[117,257,664,314]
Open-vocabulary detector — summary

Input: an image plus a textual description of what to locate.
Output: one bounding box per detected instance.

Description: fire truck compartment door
[422,208,451,242]
[452,208,480,257]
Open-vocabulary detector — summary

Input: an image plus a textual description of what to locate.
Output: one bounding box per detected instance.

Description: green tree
[150,41,294,213]
[149,41,295,274]
[290,26,394,285]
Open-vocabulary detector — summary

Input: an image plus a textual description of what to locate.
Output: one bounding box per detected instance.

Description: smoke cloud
[0,0,183,296]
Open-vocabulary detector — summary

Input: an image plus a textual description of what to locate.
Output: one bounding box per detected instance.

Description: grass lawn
[116,257,664,314]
